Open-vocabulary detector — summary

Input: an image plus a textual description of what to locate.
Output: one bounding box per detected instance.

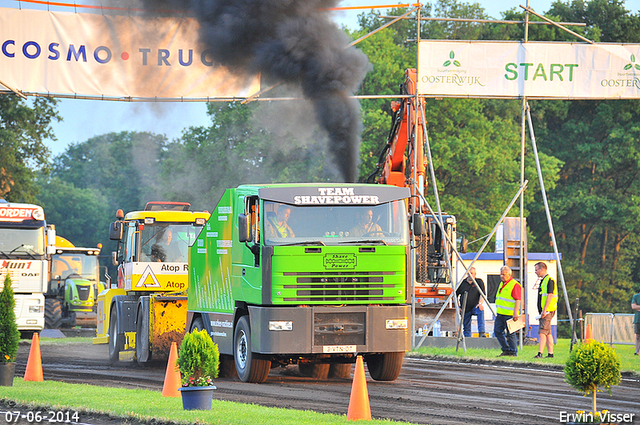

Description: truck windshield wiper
[0,250,10,259]
[339,239,388,246]
[9,244,26,254]
[8,244,39,259]
[277,240,326,246]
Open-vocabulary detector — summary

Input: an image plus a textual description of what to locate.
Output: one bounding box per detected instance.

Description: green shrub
[565,341,621,413]
[0,275,21,363]
[176,329,219,387]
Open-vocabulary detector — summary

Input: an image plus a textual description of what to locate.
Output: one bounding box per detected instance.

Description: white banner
[418,40,640,99]
[0,8,260,99]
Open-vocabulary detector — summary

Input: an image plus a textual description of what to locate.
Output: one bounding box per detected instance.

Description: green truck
[187,183,414,383]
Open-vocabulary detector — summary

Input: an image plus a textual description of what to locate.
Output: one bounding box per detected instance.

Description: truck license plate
[322,345,357,353]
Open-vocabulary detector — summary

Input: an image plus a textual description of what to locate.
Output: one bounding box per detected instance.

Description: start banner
[418,40,640,99]
[0,7,260,100]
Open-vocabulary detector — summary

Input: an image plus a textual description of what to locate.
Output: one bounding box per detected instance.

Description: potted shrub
[176,328,219,410]
[564,341,621,423]
[0,275,21,386]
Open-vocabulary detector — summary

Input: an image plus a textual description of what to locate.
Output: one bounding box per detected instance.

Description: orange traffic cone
[24,332,43,382]
[346,356,372,421]
[162,341,181,397]
[585,324,594,343]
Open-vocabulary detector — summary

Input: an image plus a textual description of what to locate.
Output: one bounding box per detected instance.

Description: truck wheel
[44,299,62,329]
[190,316,204,332]
[328,363,352,379]
[298,362,330,379]
[108,305,124,364]
[234,316,270,383]
[366,352,404,381]
[135,308,151,364]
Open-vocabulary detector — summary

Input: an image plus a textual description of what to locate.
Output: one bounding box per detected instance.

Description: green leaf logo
[624,54,639,72]
[443,51,461,67]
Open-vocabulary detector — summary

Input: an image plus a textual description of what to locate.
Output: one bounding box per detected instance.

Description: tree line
[1,0,639,317]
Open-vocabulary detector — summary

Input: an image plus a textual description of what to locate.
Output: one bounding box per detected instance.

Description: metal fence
[585,313,635,345]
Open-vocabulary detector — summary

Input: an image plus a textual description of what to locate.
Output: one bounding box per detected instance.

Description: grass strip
[1,379,417,425]
[411,338,640,374]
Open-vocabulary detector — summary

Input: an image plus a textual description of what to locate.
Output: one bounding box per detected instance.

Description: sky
[3,0,640,156]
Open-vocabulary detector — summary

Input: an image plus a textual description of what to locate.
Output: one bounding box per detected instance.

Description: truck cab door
[232,195,262,304]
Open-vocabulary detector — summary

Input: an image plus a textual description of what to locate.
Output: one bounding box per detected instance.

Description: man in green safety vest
[533,262,557,359]
[494,266,522,356]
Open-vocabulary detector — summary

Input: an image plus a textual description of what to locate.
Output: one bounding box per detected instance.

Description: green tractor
[44,236,105,328]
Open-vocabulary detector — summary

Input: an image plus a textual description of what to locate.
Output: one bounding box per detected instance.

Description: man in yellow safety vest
[533,262,557,359]
[495,266,522,356]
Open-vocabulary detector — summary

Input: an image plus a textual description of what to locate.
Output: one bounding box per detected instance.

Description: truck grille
[282,271,396,302]
[314,311,365,346]
[77,285,91,301]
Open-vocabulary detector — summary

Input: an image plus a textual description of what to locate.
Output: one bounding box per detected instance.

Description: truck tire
[328,363,352,379]
[108,305,124,364]
[366,352,404,381]
[44,299,62,329]
[190,316,204,332]
[136,308,151,364]
[298,362,330,379]
[234,316,270,383]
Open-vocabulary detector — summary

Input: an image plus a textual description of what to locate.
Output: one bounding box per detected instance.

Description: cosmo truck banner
[0,8,260,99]
[418,40,640,99]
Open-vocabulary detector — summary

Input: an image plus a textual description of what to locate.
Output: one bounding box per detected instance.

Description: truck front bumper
[248,304,410,355]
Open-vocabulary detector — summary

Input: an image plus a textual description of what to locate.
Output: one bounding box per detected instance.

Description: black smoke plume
[142,0,370,182]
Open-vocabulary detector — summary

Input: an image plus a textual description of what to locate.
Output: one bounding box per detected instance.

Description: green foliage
[0,275,20,363]
[565,341,621,396]
[176,329,219,387]
[35,176,111,249]
[0,96,60,202]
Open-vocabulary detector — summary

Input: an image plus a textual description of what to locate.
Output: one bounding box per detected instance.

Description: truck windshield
[51,253,99,281]
[0,227,45,256]
[263,201,408,246]
[139,223,201,262]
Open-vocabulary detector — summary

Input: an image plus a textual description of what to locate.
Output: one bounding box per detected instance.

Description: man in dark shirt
[456,267,486,338]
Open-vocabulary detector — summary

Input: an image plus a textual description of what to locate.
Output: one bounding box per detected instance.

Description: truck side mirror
[458,235,468,253]
[238,214,252,242]
[109,221,123,241]
[46,227,56,246]
[111,251,118,266]
[412,214,426,236]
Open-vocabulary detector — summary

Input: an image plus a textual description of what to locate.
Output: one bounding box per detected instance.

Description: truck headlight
[386,319,408,329]
[268,321,293,331]
[29,305,44,314]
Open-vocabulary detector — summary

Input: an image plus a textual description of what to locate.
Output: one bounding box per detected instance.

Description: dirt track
[10,340,640,425]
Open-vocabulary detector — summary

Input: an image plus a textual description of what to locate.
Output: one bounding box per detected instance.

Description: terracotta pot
[0,362,16,386]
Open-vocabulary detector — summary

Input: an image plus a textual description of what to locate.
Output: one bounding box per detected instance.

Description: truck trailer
[186,183,414,383]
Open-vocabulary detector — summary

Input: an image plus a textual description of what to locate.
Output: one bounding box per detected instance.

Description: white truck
[0,199,56,332]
